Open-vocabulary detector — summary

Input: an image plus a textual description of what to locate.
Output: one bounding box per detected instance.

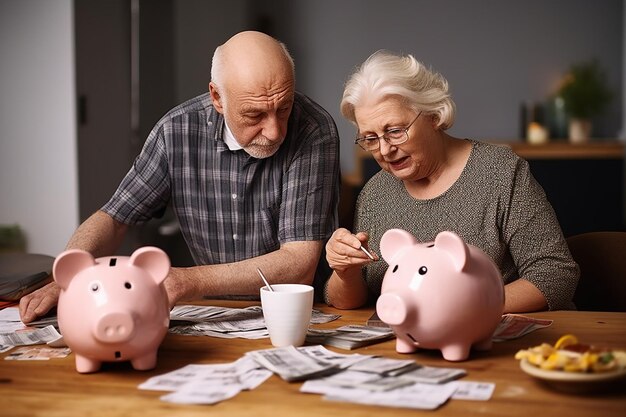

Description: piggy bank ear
[53,250,96,290]
[380,229,418,264]
[129,246,171,285]
[434,231,469,272]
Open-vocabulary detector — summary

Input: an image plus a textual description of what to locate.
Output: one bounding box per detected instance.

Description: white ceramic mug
[260,284,314,347]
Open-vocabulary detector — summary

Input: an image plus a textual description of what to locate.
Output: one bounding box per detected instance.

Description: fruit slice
[554,334,578,350]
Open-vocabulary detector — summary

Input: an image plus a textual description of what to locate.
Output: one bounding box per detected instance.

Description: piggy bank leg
[440,344,470,362]
[473,337,493,351]
[75,355,102,373]
[396,336,418,354]
[130,351,158,371]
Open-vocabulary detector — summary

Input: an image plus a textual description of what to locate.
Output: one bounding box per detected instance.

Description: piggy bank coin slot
[115,351,121,359]
[109,258,117,267]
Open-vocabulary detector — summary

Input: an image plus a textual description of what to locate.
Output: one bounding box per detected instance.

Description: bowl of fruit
[515,334,626,393]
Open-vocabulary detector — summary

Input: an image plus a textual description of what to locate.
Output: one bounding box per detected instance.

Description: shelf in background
[493,140,624,160]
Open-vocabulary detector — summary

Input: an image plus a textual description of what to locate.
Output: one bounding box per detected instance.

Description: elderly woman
[325,50,579,313]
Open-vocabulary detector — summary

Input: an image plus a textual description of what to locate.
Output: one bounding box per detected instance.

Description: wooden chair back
[567,231,626,312]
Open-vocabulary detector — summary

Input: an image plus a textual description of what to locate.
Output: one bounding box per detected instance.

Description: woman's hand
[326,228,377,273]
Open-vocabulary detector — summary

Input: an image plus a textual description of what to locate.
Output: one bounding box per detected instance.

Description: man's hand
[19,280,60,323]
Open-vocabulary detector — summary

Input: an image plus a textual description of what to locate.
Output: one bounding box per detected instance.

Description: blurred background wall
[0,0,78,255]
[176,0,623,174]
[0,0,623,257]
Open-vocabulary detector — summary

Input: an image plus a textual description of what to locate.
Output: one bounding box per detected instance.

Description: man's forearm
[65,210,128,256]
[167,240,323,303]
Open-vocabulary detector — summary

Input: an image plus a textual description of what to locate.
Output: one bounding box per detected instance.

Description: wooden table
[1,302,625,417]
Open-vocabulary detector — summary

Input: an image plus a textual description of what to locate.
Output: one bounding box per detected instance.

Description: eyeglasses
[354,112,422,151]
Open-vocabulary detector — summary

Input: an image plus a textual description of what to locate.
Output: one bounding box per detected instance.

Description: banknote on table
[139,356,271,392]
[306,324,395,350]
[0,307,31,333]
[138,344,489,407]
[21,314,59,329]
[169,324,269,339]
[246,345,340,382]
[170,305,267,333]
[294,345,373,369]
[169,305,340,339]
[160,384,242,405]
[320,380,459,410]
[139,355,272,405]
[301,370,414,394]
[347,355,420,376]
[319,379,494,409]
[156,367,272,405]
[170,305,259,322]
[170,305,340,325]
[310,309,342,324]
[492,314,553,342]
[0,324,62,347]
[4,345,71,360]
[300,370,380,393]
[300,356,488,410]
[0,306,58,332]
[357,375,417,392]
[449,381,496,401]
[397,365,467,384]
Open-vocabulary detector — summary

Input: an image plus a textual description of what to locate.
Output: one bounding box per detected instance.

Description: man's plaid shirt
[102,91,340,266]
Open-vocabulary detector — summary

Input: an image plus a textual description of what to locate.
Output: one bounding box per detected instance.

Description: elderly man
[20,31,340,323]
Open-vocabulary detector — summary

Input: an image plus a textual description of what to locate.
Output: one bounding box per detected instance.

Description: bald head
[211,31,295,90]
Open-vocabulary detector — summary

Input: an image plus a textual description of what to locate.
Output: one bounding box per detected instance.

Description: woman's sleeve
[502,158,580,310]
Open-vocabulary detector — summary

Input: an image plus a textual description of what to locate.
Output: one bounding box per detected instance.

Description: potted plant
[0,224,26,252]
[557,60,612,143]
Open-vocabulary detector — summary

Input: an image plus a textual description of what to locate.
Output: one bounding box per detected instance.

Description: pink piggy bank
[53,247,171,373]
[376,230,504,361]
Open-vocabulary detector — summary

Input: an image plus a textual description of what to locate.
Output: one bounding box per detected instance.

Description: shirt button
[233,234,238,240]
[231,194,237,200]
[207,121,213,126]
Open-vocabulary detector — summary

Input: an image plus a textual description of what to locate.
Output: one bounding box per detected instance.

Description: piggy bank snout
[93,312,135,343]
[376,293,408,326]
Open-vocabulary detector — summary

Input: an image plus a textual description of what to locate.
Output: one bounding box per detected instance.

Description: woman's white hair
[340,50,455,130]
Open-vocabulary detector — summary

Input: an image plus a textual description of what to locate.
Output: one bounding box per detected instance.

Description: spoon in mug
[256,268,274,292]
